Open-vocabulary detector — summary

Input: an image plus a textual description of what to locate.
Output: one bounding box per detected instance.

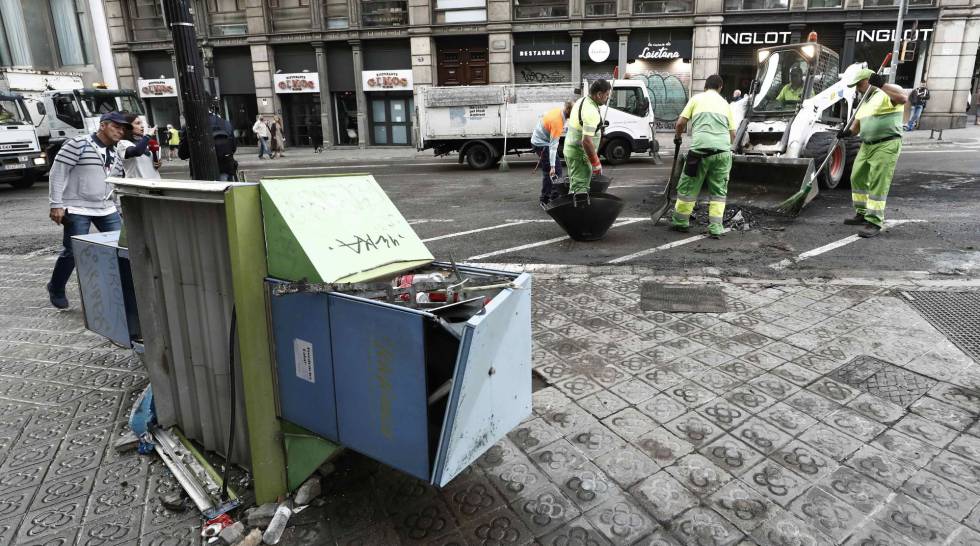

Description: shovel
[649,140,682,224]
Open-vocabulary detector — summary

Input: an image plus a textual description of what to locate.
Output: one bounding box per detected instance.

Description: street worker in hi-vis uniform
[842,67,908,238]
[671,74,736,238]
[564,79,611,195]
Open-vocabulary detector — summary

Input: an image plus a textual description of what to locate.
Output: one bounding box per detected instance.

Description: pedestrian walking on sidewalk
[166,124,180,161]
[253,115,271,159]
[177,109,238,181]
[841,68,908,238]
[564,79,611,196]
[270,115,285,159]
[117,113,161,180]
[158,124,171,160]
[46,112,128,309]
[906,81,930,131]
[532,100,573,205]
[670,74,736,239]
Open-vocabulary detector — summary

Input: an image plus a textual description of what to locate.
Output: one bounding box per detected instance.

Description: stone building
[102,0,980,148]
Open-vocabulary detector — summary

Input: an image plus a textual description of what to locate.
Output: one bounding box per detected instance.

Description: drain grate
[640,283,728,313]
[830,355,937,407]
[902,291,980,364]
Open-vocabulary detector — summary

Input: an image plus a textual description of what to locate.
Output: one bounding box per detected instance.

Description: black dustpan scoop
[544,192,624,241]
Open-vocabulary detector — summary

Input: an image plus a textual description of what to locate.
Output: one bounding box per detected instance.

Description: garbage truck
[0,69,144,180]
[726,35,870,212]
[0,91,47,189]
[416,81,659,169]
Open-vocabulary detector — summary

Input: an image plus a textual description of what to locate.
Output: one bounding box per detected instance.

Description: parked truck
[415,81,659,169]
[0,68,144,188]
[0,92,47,189]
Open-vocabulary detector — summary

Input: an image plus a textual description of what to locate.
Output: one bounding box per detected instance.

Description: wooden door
[437,47,489,86]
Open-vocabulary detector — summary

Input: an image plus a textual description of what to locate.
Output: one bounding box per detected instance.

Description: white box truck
[0,69,145,188]
[0,91,47,189]
[415,81,659,169]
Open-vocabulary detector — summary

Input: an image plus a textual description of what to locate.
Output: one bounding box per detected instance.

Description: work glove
[591,156,602,175]
[868,73,885,88]
[673,136,683,146]
[837,127,853,138]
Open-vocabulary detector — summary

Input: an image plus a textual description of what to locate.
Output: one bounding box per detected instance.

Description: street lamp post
[161,0,220,181]
[888,0,909,84]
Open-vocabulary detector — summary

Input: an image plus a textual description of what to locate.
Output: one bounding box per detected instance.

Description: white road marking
[606,229,733,264]
[408,219,456,225]
[422,221,530,242]
[467,218,648,260]
[768,219,925,270]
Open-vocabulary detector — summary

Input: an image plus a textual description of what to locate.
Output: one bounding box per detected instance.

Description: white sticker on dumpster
[293,338,315,383]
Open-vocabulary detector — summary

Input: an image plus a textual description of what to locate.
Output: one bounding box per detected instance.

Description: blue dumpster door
[270,291,339,442]
[432,273,533,486]
[72,231,131,347]
[329,295,432,481]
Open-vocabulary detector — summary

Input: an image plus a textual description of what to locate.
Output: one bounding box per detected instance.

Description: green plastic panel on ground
[282,421,343,492]
[260,175,434,283]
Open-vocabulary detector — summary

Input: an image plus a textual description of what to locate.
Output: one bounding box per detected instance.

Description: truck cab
[599,79,657,164]
[0,92,47,189]
[43,88,145,148]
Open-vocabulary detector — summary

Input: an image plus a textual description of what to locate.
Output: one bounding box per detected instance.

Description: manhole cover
[902,291,980,364]
[640,283,727,313]
[830,355,937,407]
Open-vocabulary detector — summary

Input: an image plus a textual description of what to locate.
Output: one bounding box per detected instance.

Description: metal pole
[161,0,220,181]
[888,0,908,84]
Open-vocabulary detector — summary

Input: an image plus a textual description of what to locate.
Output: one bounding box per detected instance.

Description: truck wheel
[802,132,845,190]
[8,172,39,190]
[603,138,631,165]
[465,142,496,170]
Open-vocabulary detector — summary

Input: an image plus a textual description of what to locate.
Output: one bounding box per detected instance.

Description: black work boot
[843,214,867,226]
[858,223,882,238]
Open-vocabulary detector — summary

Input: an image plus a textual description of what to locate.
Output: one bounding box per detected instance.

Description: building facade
[104,0,980,148]
[0,0,116,86]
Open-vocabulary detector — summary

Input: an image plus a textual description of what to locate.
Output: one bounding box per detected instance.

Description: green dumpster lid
[260,175,434,283]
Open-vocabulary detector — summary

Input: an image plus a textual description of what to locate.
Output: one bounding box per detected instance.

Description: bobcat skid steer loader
[727,35,869,214]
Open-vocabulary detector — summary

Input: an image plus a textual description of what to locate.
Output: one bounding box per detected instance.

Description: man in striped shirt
[46,112,128,309]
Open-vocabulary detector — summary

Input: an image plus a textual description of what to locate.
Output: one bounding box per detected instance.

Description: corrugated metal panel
[120,193,251,465]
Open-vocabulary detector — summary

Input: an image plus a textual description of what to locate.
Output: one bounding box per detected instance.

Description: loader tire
[839,136,861,188]
[802,132,846,190]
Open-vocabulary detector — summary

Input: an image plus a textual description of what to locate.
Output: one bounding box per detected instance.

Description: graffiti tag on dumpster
[333,233,406,255]
[371,336,395,439]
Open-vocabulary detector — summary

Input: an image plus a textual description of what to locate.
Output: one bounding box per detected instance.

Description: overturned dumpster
[75,175,532,502]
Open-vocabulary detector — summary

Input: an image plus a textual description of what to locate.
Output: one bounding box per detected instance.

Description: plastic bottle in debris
[395,273,446,288]
[262,504,292,545]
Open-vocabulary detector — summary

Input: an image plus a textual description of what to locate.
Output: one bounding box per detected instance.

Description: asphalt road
[3,141,979,279]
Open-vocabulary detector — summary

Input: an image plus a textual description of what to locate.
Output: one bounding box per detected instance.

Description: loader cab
[750,43,840,115]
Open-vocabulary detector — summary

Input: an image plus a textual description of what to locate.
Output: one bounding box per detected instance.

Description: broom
[499,85,511,172]
[777,53,892,215]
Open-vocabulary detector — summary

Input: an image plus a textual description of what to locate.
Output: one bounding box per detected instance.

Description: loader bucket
[544,192,624,241]
[728,155,819,215]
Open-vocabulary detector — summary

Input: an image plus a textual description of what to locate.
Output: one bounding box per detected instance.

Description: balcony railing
[863,0,933,6]
[585,0,617,15]
[807,0,842,7]
[634,0,693,14]
[725,0,787,10]
[361,0,409,26]
[514,0,568,19]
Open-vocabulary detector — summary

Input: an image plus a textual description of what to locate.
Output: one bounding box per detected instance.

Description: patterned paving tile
[749,507,834,546]
[632,427,694,467]
[601,408,656,441]
[699,435,766,477]
[508,417,562,454]
[593,444,659,489]
[743,460,810,508]
[536,517,612,546]
[821,408,887,443]
[532,439,588,481]
[910,396,976,432]
[892,414,959,449]
[788,486,863,542]
[629,472,698,523]
[665,411,725,449]
[576,390,628,420]
[699,399,751,431]
[636,394,687,425]
[901,469,980,521]
[553,461,620,514]
[671,506,744,546]
[928,451,980,496]
[458,507,534,546]
[709,480,777,534]
[845,445,918,490]
[510,483,580,537]
[874,493,956,546]
[666,454,733,497]
[872,430,942,469]
[731,417,794,457]
[583,494,656,545]
[608,379,657,405]
[757,403,817,436]
[566,423,627,460]
[797,423,863,462]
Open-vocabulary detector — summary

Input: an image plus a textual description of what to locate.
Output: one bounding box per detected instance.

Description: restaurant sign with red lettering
[362,70,414,92]
[274,73,320,94]
[138,78,178,98]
